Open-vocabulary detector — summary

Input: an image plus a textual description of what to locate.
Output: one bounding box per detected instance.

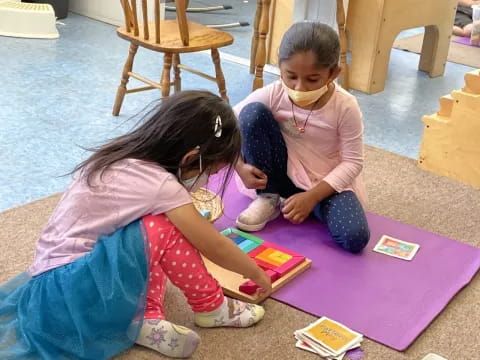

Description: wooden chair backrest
[120,0,189,45]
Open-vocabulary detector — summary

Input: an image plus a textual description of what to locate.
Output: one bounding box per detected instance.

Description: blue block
[238,239,260,253]
[233,236,245,245]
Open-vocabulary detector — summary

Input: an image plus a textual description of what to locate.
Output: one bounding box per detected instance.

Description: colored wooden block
[248,244,267,258]
[254,258,277,271]
[275,256,306,277]
[267,249,292,264]
[207,228,312,303]
[239,269,281,295]
[203,255,311,304]
[262,240,303,258]
[226,233,240,240]
[255,247,292,267]
[266,269,281,282]
[233,237,245,245]
[220,228,264,245]
[239,280,258,295]
[238,239,260,253]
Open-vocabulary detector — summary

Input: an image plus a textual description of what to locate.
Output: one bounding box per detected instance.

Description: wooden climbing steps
[418,69,480,188]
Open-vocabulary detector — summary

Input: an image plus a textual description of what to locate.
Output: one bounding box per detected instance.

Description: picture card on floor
[373,235,420,260]
[295,317,363,357]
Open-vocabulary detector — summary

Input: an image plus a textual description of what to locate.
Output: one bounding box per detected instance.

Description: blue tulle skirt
[0,220,149,360]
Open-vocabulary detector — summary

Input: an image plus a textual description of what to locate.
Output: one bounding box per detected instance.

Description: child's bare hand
[250,269,272,296]
[238,163,268,190]
[282,192,317,224]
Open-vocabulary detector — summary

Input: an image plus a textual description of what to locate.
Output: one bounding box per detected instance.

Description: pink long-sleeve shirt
[233,80,367,205]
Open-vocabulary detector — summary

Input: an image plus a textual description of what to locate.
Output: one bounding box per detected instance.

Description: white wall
[69,0,344,28]
[69,0,164,26]
[305,0,337,27]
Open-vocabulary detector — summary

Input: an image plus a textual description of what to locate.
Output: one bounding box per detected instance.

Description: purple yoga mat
[452,36,474,46]
[208,176,480,351]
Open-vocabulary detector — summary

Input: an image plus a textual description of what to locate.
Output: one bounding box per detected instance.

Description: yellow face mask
[282,80,329,107]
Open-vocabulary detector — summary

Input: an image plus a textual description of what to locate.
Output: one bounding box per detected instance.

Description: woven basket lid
[191,188,224,222]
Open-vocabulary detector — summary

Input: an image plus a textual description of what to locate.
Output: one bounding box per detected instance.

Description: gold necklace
[291,98,321,134]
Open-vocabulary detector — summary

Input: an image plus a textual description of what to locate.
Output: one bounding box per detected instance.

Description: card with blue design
[373,235,420,261]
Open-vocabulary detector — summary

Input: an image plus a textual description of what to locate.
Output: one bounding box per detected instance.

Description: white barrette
[214,115,222,138]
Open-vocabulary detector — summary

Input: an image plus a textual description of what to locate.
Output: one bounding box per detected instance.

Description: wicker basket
[191,188,224,222]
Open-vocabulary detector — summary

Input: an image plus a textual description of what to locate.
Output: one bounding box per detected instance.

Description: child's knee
[335,225,370,254]
[239,102,271,128]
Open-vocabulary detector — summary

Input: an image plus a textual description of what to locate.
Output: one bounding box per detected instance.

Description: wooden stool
[346,0,457,94]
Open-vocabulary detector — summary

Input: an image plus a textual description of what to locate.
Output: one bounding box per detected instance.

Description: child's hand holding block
[239,269,280,295]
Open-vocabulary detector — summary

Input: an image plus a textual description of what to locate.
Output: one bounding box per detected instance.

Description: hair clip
[214,115,222,138]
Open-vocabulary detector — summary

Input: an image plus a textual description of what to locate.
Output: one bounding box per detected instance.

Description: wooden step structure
[418,69,480,188]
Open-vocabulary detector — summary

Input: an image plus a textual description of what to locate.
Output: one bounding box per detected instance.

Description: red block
[261,241,303,257]
[239,269,281,295]
[239,280,258,295]
[248,245,267,258]
[254,258,277,271]
[266,269,281,282]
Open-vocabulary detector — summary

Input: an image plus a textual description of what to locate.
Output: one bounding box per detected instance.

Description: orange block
[255,248,292,267]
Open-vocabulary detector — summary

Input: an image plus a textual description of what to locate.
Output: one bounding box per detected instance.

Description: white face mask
[181,172,209,193]
[178,153,209,192]
[282,80,329,107]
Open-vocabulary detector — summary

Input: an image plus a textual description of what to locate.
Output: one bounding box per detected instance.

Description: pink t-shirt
[233,80,367,205]
[28,159,192,276]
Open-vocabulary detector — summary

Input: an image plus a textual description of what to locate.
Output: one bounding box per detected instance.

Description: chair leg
[161,53,173,99]
[336,0,349,90]
[173,54,181,93]
[113,43,139,116]
[253,0,271,91]
[211,48,229,103]
[250,0,262,74]
[419,25,451,77]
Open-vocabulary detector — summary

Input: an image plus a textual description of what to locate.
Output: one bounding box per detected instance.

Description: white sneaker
[236,194,280,232]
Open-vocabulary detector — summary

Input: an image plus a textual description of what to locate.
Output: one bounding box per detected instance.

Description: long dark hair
[278,22,340,69]
[73,91,241,193]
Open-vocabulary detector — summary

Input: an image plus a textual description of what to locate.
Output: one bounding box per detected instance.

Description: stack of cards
[294,317,363,360]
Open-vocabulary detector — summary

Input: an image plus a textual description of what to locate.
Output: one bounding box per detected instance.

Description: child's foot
[194,297,265,328]
[136,319,200,358]
[236,194,280,231]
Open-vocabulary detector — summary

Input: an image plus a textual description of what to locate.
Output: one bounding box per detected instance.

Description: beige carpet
[393,34,480,69]
[1,146,480,360]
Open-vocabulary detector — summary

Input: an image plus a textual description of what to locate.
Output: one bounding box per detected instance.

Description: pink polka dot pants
[142,214,224,319]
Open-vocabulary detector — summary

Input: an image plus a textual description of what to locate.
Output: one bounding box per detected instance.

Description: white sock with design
[194,297,265,328]
[136,319,200,358]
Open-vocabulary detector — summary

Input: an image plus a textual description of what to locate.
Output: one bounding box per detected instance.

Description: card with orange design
[373,235,420,261]
[295,317,363,357]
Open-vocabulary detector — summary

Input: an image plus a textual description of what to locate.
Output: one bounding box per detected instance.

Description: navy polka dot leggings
[239,102,370,253]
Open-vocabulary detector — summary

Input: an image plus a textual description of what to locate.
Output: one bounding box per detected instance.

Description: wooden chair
[346,0,457,94]
[113,0,233,116]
